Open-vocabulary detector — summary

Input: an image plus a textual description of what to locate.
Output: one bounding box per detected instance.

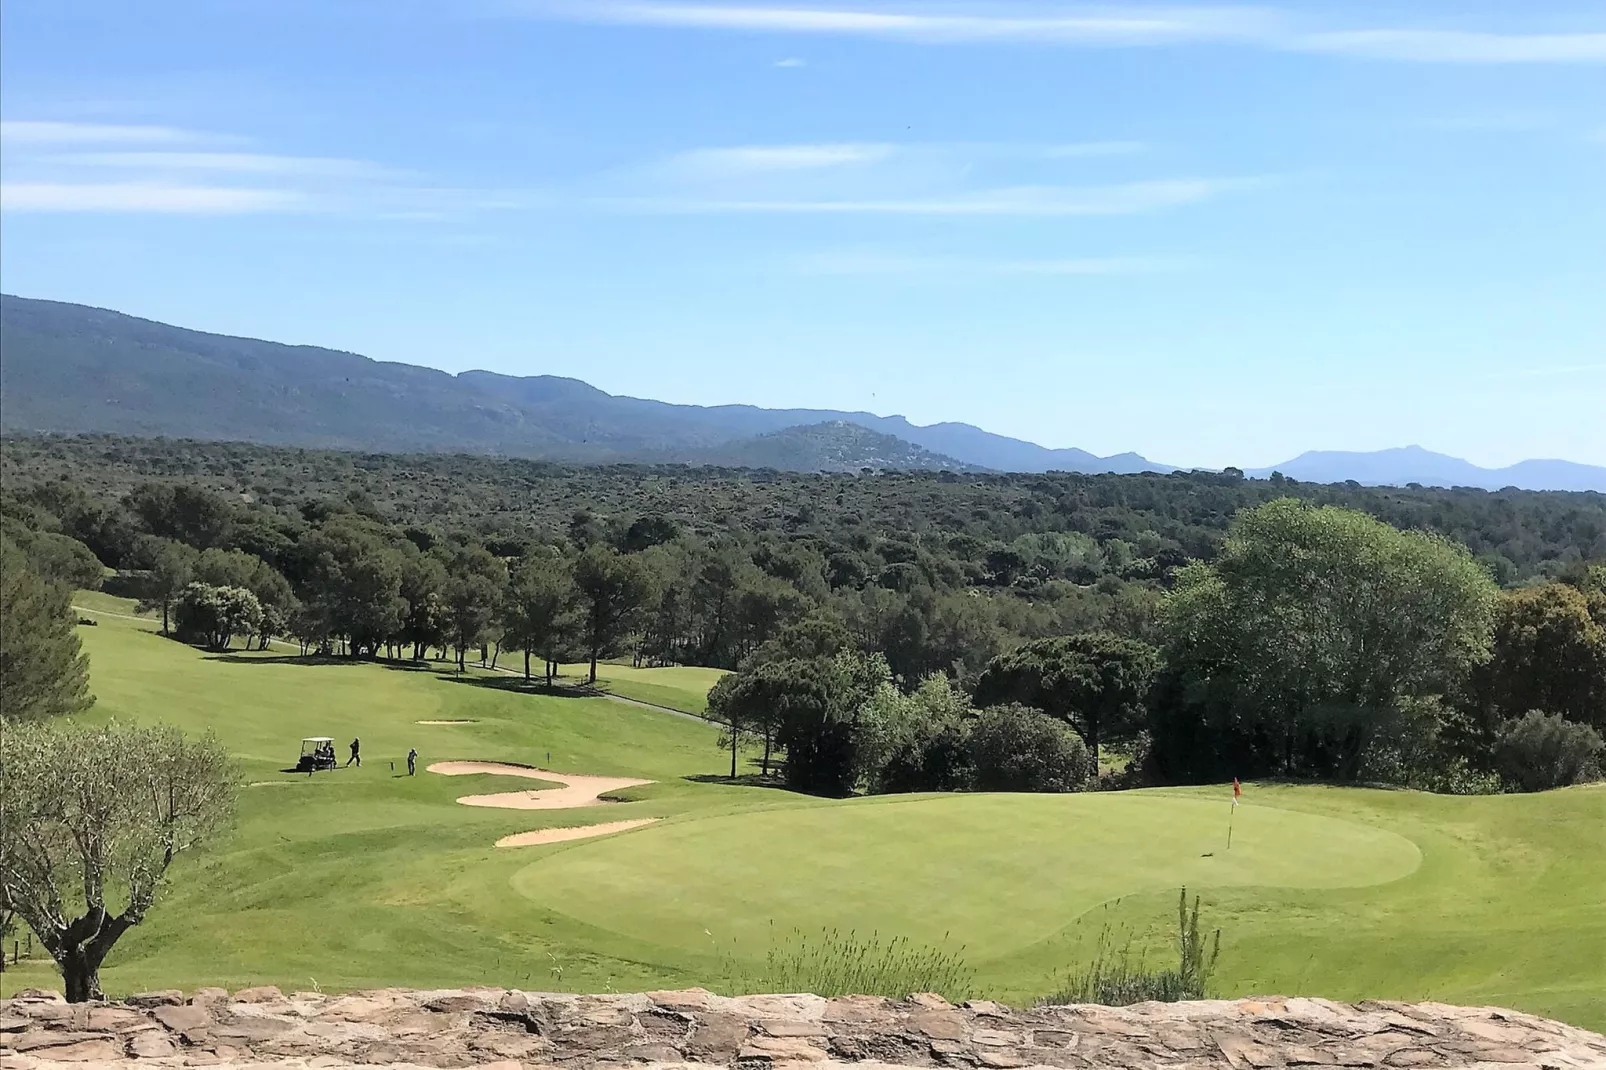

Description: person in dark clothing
[407,748,418,776]
[347,737,361,767]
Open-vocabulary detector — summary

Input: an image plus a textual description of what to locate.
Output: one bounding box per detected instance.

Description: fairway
[7,597,1602,1033]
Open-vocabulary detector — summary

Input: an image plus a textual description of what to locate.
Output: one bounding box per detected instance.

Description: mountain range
[1,294,1600,491]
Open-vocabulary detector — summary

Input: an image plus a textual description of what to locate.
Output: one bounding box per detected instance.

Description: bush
[968,703,1091,792]
[1043,889,1220,1006]
[730,925,971,1002]
[1493,711,1604,793]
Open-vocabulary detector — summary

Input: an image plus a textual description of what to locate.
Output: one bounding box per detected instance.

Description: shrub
[968,703,1090,792]
[1493,711,1604,792]
[731,925,972,1002]
[1043,889,1220,1006]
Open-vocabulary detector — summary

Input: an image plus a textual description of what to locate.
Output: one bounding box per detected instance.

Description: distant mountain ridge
[1,293,1601,491]
[1246,447,1606,494]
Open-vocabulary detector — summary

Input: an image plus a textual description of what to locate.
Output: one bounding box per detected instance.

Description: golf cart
[296,737,338,772]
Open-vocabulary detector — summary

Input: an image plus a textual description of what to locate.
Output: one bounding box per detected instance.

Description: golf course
[5,592,1602,1032]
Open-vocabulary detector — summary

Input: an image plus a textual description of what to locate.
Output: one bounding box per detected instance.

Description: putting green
[512,792,1420,967]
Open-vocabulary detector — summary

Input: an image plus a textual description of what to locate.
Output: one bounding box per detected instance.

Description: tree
[1,538,93,722]
[773,651,893,795]
[1492,711,1604,793]
[974,633,1158,773]
[1157,499,1499,782]
[502,552,574,683]
[0,721,237,1001]
[125,483,233,548]
[1476,584,1606,730]
[706,672,761,779]
[173,583,263,651]
[23,533,106,591]
[132,536,197,634]
[571,546,654,683]
[968,703,1091,793]
[444,547,506,671]
[397,550,448,661]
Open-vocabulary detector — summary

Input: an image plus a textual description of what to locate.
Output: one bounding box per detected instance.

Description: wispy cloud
[658,142,897,179]
[606,177,1255,215]
[605,139,1238,216]
[516,2,1606,64]
[0,183,307,213]
[774,56,806,66]
[0,119,509,218]
[42,151,406,179]
[0,120,206,144]
[795,249,1181,277]
[1290,29,1606,64]
[538,2,1274,44]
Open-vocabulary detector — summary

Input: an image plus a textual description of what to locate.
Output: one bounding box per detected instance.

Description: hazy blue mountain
[0,294,1164,473]
[1248,446,1606,493]
[2,294,1600,489]
[673,420,986,473]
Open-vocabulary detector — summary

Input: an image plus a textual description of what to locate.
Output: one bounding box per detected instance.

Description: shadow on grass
[684,772,793,791]
[205,653,453,672]
[432,674,599,700]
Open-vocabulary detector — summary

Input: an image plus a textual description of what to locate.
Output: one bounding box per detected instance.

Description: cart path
[427,761,658,848]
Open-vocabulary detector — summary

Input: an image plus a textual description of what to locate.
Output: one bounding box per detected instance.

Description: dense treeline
[2,433,1602,798]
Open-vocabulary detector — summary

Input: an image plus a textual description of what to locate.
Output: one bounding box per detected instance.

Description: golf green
[512,793,1421,967]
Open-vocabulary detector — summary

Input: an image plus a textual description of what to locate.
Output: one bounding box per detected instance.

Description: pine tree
[1,537,94,722]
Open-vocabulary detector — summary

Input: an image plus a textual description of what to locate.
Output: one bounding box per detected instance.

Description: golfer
[347,737,361,767]
[407,747,418,776]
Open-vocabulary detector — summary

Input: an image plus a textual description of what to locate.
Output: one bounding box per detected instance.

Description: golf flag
[1232,778,1241,807]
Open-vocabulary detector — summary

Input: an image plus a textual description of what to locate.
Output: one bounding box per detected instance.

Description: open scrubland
[4,596,1601,1032]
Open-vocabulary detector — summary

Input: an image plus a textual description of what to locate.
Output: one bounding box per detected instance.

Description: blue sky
[2,1,1603,468]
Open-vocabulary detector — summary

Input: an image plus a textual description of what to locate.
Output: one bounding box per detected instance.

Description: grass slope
[3,598,1601,1032]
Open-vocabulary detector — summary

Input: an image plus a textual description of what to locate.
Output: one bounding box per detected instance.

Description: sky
[2,1,1603,469]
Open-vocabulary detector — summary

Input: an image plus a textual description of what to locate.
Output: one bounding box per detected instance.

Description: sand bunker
[428,761,657,848]
[417,719,477,725]
[496,818,658,848]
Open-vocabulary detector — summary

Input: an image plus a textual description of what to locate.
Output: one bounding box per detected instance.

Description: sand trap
[428,761,652,810]
[496,818,659,848]
[417,719,477,724]
[428,761,657,848]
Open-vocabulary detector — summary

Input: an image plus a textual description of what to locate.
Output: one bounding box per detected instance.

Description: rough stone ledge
[1,987,1602,1070]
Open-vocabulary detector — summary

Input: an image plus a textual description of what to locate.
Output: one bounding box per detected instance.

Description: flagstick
[1227,799,1236,851]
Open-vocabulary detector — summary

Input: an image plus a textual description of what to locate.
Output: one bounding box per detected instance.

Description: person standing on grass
[347,737,361,767]
[407,748,418,776]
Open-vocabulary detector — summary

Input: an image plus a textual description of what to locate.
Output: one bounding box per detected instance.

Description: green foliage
[20,531,106,590]
[1043,889,1220,1006]
[1492,711,1604,793]
[0,719,238,1001]
[730,925,972,1002]
[572,545,655,681]
[0,537,93,722]
[1476,584,1606,730]
[501,551,576,681]
[173,582,263,651]
[967,703,1091,793]
[1155,499,1501,783]
[974,633,1158,768]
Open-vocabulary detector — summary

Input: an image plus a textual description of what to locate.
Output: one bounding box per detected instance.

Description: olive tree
[0,722,238,1001]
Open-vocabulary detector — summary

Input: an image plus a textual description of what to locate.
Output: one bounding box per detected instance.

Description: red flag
[1233,778,1242,802]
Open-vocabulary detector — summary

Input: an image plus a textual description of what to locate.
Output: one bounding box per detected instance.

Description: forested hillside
[4,432,1603,796]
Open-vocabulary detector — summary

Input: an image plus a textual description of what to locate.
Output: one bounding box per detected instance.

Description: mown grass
[2,596,1600,1032]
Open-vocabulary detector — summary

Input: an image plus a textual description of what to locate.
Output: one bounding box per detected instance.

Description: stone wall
[2,986,1602,1070]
